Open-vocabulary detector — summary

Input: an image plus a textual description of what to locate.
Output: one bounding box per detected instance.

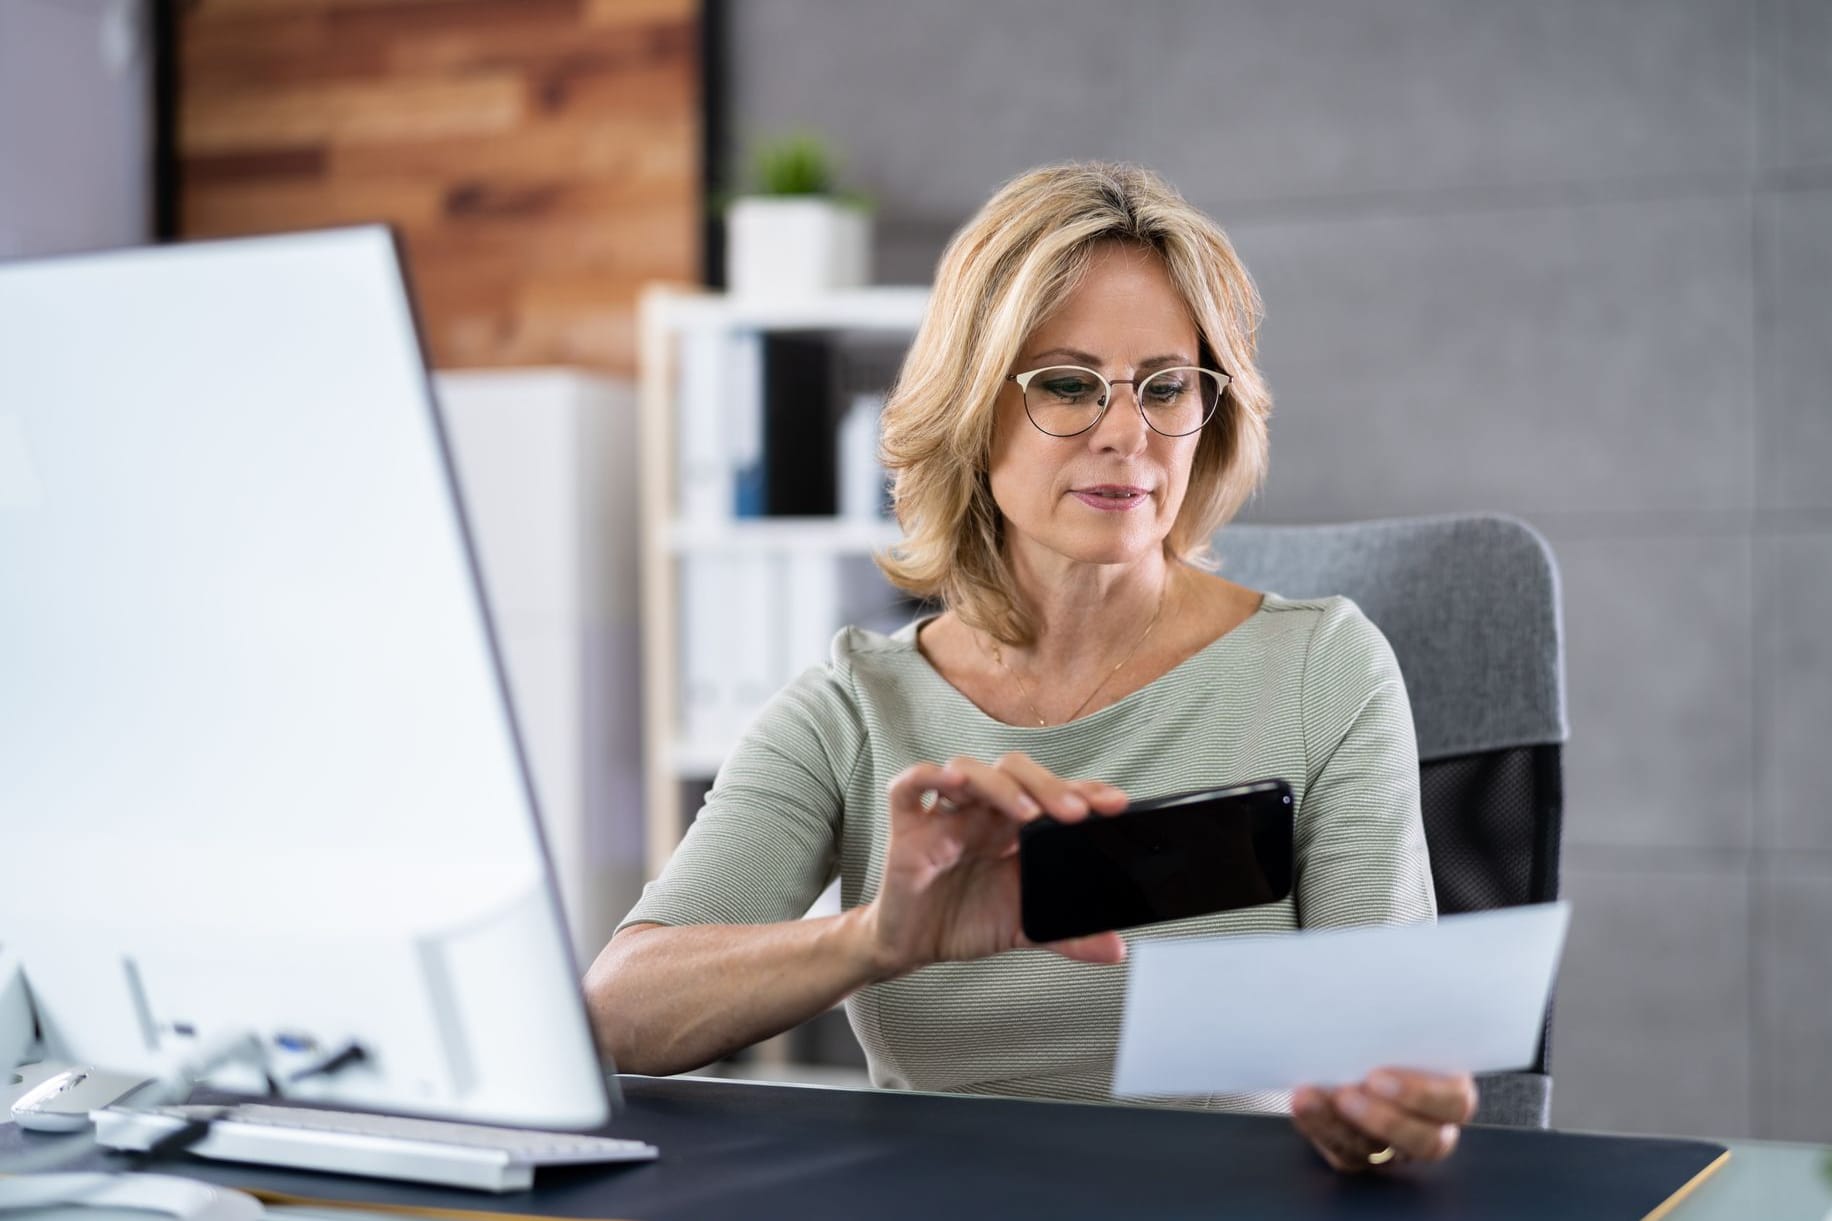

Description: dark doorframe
[149,0,180,241]
[699,0,727,288]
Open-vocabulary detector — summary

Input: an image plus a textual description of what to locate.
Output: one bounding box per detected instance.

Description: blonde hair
[876,161,1272,645]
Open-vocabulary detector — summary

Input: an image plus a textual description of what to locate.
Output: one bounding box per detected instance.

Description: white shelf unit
[637,285,929,880]
[434,369,644,966]
[664,518,905,555]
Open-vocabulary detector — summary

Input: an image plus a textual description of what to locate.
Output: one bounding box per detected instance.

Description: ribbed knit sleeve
[1293,598,1436,929]
[617,647,866,931]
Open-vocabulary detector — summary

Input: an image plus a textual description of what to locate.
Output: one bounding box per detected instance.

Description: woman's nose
[1092,382,1149,452]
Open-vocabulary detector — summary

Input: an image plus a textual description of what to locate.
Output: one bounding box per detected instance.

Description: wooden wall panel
[176,0,700,374]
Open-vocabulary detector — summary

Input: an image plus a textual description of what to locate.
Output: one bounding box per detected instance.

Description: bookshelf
[636,284,929,881]
[435,369,644,966]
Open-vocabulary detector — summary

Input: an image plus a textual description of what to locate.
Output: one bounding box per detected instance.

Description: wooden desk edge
[247,1186,633,1221]
[1642,1147,1732,1221]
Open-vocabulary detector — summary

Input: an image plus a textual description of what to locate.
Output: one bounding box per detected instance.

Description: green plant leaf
[748,131,837,197]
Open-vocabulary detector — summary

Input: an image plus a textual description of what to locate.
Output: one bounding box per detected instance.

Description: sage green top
[620,593,1436,1113]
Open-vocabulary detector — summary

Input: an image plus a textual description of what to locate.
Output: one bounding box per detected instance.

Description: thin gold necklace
[986,584,1169,727]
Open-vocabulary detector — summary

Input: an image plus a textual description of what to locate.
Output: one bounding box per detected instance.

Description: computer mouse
[10,1067,156,1132]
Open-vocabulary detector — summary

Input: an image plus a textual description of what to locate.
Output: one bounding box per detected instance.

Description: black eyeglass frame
[1004,364,1233,438]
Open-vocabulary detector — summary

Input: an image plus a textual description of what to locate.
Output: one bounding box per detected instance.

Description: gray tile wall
[727,0,1832,1141]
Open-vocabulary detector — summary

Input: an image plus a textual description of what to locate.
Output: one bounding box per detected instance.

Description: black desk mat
[4,1075,1728,1221]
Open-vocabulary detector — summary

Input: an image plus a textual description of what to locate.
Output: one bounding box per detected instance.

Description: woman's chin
[1040,523,1165,567]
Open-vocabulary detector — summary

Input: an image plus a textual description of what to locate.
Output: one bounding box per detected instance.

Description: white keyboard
[92,1102,659,1193]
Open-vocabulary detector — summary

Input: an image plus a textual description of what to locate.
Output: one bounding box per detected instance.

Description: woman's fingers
[1361,1068,1480,1124]
[1024,929,1126,964]
[992,752,1094,820]
[942,755,1050,821]
[1066,776,1131,814]
[1324,1068,1475,1166]
[1332,1085,1460,1162]
[1291,1071,1474,1171]
[996,752,1132,820]
[886,761,954,813]
[1290,1086,1387,1173]
[896,754,1129,826]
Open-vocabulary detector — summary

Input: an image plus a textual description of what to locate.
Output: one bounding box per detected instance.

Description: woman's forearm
[582,906,892,1077]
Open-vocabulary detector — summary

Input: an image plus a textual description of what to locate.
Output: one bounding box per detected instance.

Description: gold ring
[1366,1145,1399,1167]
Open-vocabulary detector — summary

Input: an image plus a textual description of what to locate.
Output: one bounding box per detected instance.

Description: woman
[585,162,1477,1173]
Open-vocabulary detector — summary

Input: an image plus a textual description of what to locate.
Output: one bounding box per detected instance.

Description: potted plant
[725,132,872,298]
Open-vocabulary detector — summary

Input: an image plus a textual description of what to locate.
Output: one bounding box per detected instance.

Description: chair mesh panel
[1417,743,1564,1077]
[1418,744,1563,915]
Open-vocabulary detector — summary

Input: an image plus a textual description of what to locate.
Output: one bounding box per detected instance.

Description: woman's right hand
[858,752,1132,978]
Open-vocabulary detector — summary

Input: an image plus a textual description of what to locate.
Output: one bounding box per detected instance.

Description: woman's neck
[999,543,1182,676]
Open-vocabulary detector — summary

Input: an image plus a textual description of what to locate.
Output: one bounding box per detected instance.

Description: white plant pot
[726,197,872,298]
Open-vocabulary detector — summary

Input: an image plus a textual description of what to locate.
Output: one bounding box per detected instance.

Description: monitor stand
[1,949,31,1077]
[0,1173,263,1221]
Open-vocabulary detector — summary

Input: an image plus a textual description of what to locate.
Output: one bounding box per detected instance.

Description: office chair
[1216,514,1567,1128]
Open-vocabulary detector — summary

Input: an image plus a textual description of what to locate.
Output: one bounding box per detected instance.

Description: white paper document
[1113,902,1570,1097]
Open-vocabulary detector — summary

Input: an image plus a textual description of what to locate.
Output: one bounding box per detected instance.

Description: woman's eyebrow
[1022,346,1104,365]
[1021,347,1194,368]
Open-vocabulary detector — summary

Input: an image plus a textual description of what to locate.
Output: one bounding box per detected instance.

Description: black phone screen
[1017,779,1294,944]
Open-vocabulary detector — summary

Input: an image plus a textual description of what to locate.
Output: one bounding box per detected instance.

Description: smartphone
[1018,778,1294,944]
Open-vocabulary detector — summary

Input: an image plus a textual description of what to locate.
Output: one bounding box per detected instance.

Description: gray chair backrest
[1215,514,1568,1128]
[1217,515,1566,760]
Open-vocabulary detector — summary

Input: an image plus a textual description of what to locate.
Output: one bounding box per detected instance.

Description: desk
[7,1076,1795,1220]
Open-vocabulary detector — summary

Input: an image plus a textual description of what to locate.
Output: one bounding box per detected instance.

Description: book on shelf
[727,330,767,517]
[678,550,730,748]
[671,329,914,767]
[761,332,837,516]
[729,547,781,722]
[837,391,889,522]
[675,324,730,523]
[832,337,902,521]
[777,549,841,694]
[676,552,920,766]
[674,328,903,524]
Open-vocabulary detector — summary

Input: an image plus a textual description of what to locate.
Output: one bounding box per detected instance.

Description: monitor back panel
[0,230,607,1128]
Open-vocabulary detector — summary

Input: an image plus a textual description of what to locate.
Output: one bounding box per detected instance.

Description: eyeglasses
[1005,365,1231,438]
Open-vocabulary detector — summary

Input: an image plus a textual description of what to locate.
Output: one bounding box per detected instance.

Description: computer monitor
[0,228,610,1130]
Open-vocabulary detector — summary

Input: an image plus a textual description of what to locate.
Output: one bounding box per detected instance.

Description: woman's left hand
[1290,1068,1478,1173]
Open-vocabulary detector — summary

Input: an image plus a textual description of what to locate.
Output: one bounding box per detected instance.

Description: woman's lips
[1070,485,1150,512]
